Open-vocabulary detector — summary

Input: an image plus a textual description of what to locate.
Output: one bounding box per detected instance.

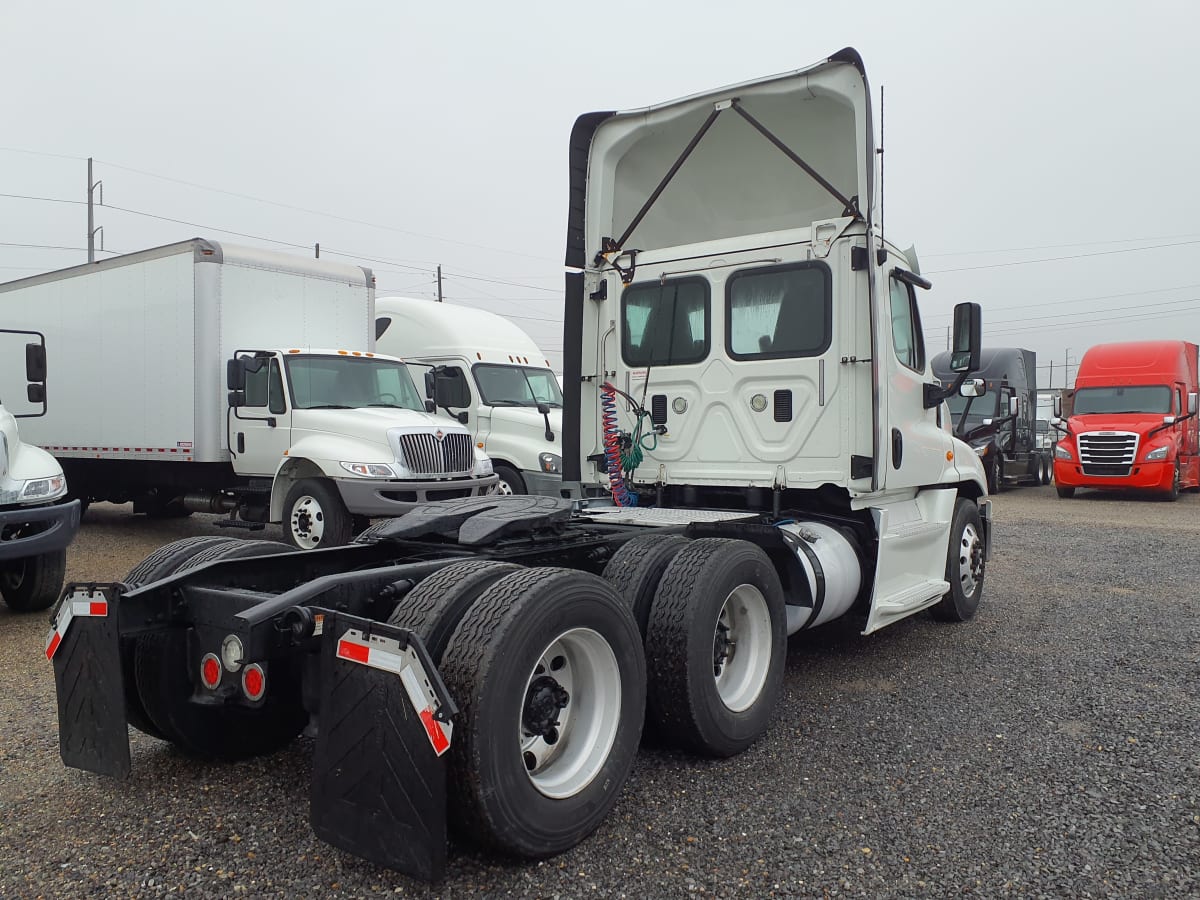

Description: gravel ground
[1,489,1198,898]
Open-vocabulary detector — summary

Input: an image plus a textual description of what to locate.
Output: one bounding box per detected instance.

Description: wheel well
[270,458,326,521]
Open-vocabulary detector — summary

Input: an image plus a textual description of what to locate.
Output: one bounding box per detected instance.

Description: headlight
[472,451,493,478]
[21,475,67,501]
[538,452,562,474]
[1145,446,1170,461]
[339,462,396,478]
[969,439,992,456]
[1054,444,1074,461]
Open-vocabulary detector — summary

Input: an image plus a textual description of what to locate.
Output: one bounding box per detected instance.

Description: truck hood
[1066,413,1168,435]
[489,405,563,436]
[1,407,65,499]
[572,47,874,263]
[291,407,469,448]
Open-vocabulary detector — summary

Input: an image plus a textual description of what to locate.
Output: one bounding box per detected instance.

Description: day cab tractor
[47,48,991,881]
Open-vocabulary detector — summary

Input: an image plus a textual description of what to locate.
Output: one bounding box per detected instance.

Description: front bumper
[0,499,81,562]
[1053,459,1174,493]
[334,474,500,517]
[522,469,564,498]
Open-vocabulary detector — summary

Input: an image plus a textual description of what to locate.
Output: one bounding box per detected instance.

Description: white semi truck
[375,297,564,496]
[0,330,80,611]
[48,49,990,881]
[0,240,497,549]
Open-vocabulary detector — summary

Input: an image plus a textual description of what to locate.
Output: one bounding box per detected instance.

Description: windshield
[285,355,425,411]
[1073,385,1171,415]
[945,391,999,429]
[473,364,563,407]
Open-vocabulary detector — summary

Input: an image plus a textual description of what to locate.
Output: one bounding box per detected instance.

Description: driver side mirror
[25,343,46,383]
[1052,395,1062,417]
[949,302,982,373]
[1009,396,1020,417]
[1189,392,1197,416]
[959,379,985,398]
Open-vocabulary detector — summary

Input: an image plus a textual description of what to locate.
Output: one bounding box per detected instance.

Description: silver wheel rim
[518,627,621,800]
[713,584,772,713]
[494,478,515,496]
[957,521,984,598]
[289,495,325,549]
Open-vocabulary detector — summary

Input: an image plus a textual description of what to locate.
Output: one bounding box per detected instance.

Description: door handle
[237,433,245,454]
[891,428,903,469]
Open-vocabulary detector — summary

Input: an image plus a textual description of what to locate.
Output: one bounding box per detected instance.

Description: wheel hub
[712,620,732,676]
[522,675,570,740]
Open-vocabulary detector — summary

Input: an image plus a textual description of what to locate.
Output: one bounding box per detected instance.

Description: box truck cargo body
[0,240,497,547]
[375,297,564,497]
[1052,340,1199,499]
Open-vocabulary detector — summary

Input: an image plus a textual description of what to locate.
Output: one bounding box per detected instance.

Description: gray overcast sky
[3,0,1197,385]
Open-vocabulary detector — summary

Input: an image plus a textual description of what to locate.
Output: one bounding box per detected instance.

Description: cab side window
[244,358,287,414]
[888,277,926,373]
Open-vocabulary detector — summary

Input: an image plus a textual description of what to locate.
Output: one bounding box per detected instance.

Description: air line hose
[600,382,637,506]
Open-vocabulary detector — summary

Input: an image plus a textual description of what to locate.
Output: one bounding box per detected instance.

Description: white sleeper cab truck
[47,50,989,882]
[0,330,80,611]
[375,297,564,496]
[0,240,497,549]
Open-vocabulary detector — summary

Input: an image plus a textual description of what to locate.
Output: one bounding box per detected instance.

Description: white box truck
[0,240,497,549]
[374,297,564,496]
[0,329,80,611]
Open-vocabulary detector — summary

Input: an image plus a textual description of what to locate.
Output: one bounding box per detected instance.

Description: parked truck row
[46,49,993,881]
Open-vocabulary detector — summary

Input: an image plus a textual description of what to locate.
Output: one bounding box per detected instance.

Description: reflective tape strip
[45,596,109,660]
[335,629,452,756]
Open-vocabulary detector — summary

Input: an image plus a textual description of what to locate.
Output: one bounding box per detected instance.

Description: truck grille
[396,432,474,475]
[1077,431,1138,476]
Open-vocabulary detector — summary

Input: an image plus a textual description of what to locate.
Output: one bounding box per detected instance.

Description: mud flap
[47,585,130,778]
[310,612,454,882]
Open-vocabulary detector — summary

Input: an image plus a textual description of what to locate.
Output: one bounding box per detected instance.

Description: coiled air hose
[600,382,637,506]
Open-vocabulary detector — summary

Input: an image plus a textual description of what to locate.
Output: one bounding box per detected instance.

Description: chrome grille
[1078,431,1138,476]
[396,432,474,475]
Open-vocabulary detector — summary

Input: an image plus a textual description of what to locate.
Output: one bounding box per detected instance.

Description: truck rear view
[1053,340,1200,499]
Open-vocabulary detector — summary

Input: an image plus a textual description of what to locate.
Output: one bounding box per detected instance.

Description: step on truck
[932,347,1051,490]
[0,240,498,549]
[1052,340,1199,499]
[0,330,81,612]
[374,297,565,497]
[47,48,991,882]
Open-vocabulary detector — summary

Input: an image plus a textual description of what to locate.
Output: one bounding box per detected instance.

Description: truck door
[229,354,292,476]
[879,271,951,491]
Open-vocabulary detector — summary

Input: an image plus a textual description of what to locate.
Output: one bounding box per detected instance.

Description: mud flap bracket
[310,611,453,882]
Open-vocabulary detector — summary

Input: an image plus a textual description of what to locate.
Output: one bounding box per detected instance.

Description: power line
[922,233,1200,258]
[925,239,1200,274]
[922,283,1200,322]
[0,241,117,253]
[0,191,84,205]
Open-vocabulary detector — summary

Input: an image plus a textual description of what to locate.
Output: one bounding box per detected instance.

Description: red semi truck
[1052,340,1199,500]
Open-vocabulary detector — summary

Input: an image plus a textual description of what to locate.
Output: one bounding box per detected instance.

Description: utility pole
[314,243,320,258]
[86,158,103,263]
[1064,348,1070,388]
[436,265,443,302]
[946,325,950,351]
[1048,360,1054,389]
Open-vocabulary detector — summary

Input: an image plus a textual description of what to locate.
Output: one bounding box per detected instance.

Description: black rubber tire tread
[931,498,986,622]
[386,560,523,663]
[644,538,787,758]
[438,566,645,858]
[121,535,236,738]
[173,538,293,574]
[1165,463,1181,502]
[134,628,307,760]
[601,533,690,638]
[283,478,353,549]
[353,519,396,544]
[0,549,67,612]
[1056,485,1076,499]
[493,463,527,495]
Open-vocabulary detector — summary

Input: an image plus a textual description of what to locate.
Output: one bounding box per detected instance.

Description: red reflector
[243,665,266,700]
[420,708,451,755]
[201,655,221,689]
[337,639,370,664]
[45,632,62,661]
[89,600,107,616]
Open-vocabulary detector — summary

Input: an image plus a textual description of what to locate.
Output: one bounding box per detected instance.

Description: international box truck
[48,49,991,881]
[0,329,80,611]
[0,240,497,548]
[932,347,1051,490]
[1052,340,1199,499]
[374,297,564,497]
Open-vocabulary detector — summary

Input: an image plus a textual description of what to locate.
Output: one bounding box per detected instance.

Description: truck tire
[1056,485,1075,499]
[122,536,240,738]
[1165,463,1181,502]
[133,628,307,760]
[385,559,523,663]
[0,548,67,612]
[644,538,786,758]
[1041,456,1052,486]
[601,533,689,637]
[172,537,293,574]
[931,498,986,622]
[492,463,526,496]
[438,567,645,858]
[283,478,352,550]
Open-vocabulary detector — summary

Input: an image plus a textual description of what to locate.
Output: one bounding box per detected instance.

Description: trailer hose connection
[601,383,638,506]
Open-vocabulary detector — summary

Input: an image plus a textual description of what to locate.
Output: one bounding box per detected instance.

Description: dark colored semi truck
[932,347,1051,492]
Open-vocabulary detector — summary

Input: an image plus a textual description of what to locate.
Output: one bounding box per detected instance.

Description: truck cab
[1052,340,1200,500]
[226,348,498,547]
[374,297,564,497]
[0,330,80,611]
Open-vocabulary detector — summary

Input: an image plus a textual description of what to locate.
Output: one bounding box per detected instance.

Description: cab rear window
[726,263,831,360]
[621,278,709,367]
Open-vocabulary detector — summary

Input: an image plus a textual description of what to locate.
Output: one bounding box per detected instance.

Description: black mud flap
[311,612,455,882]
[47,585,130,778]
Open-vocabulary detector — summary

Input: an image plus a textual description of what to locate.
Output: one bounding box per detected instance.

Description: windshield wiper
[304,404,352,409]
[487,400,526,407]
[367,403,409,409]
